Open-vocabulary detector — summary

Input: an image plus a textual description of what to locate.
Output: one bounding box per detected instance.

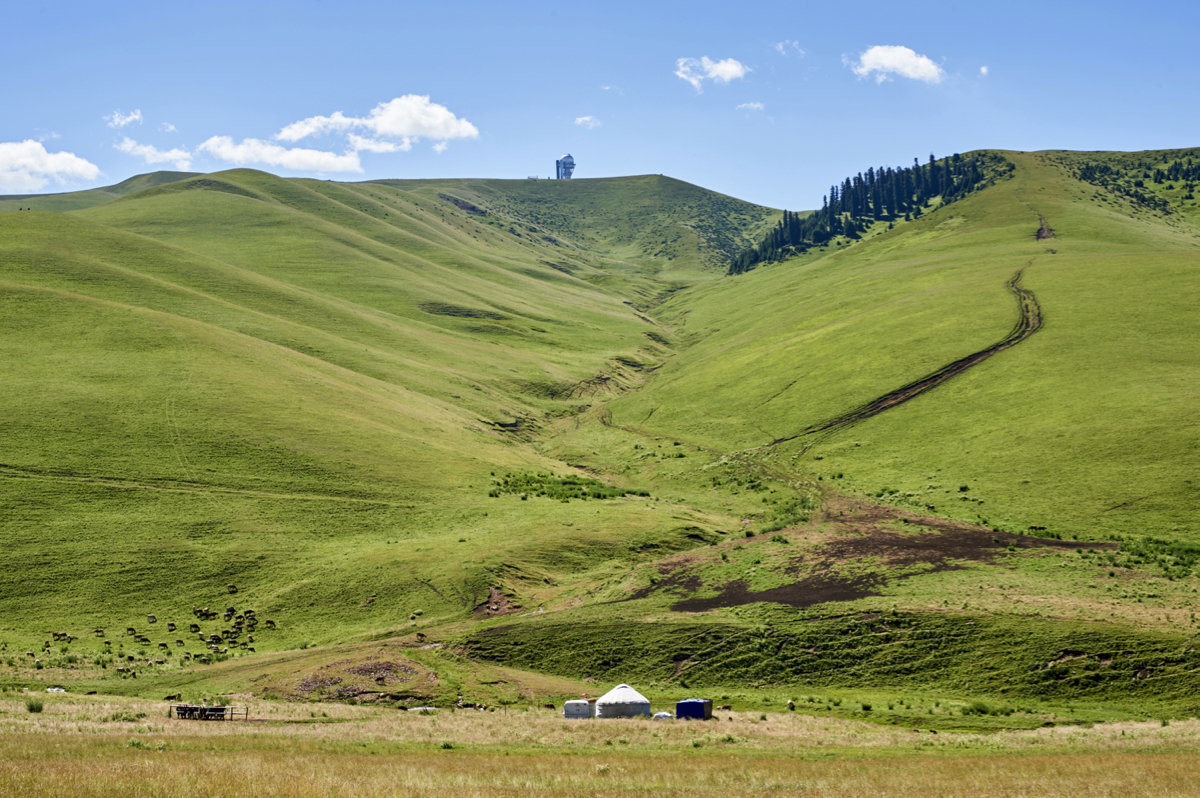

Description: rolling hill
[1,153,1197,715]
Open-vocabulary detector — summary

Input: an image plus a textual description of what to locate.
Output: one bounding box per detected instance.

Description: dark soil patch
[672,573,879,612]
[438,193,486,215]
[473,586,520,617]
[631,496,1108,613]
[626,570,703,602]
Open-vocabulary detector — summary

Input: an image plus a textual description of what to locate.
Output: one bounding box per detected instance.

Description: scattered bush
[105,711,147,723]
[25,699,43,713]
[490,472,647,501]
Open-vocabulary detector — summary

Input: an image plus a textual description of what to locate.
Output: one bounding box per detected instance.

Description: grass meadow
[3,691,1200,797]
[2,153,1200,793]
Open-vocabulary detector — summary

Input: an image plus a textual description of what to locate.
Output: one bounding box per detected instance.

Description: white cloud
[275,95,478,153]
[348,134,412,153]
[116,137,192,170]
[160,122,177,133]
[276,111,356,141]
[600,84,622,94]
[675,56,750,92]
[774,40,805,57]
[574,115,601,129]
[197,136,362,173]
[0,139,101,192]
[432,141,448,154]
[980,65,989,77]
[106,109,143,128]
[849,45,944,84]
[736,102,765,111]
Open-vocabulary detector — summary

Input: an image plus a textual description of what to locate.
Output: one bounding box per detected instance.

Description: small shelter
[675,698,713,720]
[563,698,596,719]
[594,684,651,718]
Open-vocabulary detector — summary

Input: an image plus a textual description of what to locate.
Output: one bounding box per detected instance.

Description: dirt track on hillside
[771,268,1043,446]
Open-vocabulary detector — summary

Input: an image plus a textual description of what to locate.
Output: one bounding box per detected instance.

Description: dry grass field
[3,691,1198,797]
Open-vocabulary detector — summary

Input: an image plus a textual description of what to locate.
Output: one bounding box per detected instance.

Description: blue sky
[4,0,1199,209]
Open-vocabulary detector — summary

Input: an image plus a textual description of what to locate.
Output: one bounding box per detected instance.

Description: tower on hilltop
[555,154,575,179]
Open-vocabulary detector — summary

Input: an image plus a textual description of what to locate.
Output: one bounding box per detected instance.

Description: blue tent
[675,698,712,720]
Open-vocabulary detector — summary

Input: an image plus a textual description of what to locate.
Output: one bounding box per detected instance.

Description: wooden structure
[170,704,249,721]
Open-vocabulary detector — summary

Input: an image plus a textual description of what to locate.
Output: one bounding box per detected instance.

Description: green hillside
[608,150,1199,541]
[1,154,1197,718]
[0,171,197,212]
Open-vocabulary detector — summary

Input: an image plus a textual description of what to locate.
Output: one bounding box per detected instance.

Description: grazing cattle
[147,614,157,623]
[126,627,136,635]
[166,622,176,632]
[175,639,185,646]
[264,620,276,629]
[158,642,169,649]
[164,693,181,701]
[227,584,238,594]
[94,628,105,637]
[189,623,200,633]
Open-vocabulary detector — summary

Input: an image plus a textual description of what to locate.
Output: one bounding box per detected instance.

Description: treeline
[729,152,1009,275]
[1151,156,1200,185]
[1074,156,1198,213]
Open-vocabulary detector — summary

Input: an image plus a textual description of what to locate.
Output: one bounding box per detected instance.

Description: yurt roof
[596,683,650,704]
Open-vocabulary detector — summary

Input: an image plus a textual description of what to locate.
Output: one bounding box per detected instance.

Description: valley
[1,149,1198,731]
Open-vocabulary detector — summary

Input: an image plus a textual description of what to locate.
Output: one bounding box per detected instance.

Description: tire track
[770,266,1043,448]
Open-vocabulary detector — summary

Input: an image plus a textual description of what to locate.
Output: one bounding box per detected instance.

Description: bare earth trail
[769,266,1044,448]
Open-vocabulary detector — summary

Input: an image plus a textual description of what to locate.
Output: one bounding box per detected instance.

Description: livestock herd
[14,591,280,677]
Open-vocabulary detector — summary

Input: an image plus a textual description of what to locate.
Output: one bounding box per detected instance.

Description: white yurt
[563,699,595,719]
[594,683,651,718]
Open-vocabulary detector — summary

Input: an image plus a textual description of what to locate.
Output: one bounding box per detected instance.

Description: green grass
[608,150,1200,542]
[0,152,1198,720]
[0,170,197,212]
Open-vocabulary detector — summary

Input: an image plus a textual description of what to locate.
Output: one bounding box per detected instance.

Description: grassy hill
[0,171,198,212]
[0,170,776,659]
[1,154,1198,718]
